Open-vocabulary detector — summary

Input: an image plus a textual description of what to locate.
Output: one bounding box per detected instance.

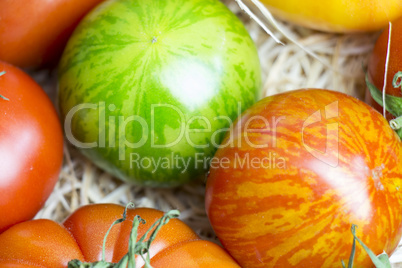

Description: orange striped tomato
[259,0,402,32]
[205,89,402,267]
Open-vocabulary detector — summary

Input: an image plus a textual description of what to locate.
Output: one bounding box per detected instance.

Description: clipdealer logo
[63,100,340,170]
[302,101,339,167]
[128,151,287,173]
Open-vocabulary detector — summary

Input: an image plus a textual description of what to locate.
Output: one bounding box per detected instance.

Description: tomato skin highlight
[260,0,402,32]
[0,0,105,67]
[0,61,63,233]
[206,89,402,267]
[0,203,240,268]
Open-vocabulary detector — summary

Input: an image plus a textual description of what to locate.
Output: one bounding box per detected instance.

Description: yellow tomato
[260,0,402,32]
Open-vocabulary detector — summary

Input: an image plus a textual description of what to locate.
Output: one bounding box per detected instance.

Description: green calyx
[68,260,115,268]
[367,71,402,138]
[0,71,9,101]
[341,224,391,268]
[67,203,180,268]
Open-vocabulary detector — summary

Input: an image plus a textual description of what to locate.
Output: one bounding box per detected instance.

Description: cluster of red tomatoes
[1,0,402,267]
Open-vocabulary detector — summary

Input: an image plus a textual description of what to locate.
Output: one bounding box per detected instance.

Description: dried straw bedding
[28,0,402,266]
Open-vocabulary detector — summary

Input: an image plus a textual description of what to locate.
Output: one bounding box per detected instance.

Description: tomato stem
[102,203,135,262]
[366,72,402,139]
[121,209,180,268]
[68,260,115,268]
[67,206,180,268]
[366,73,397,116]
[342,224,391,268]
[0,71,9,101]
[390,116,402,130]
[392,71,402,90]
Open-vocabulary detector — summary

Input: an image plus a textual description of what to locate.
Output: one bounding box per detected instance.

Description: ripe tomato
[259,0,402,32]
[0,61,63,233]
[0,203,240,268]
[366,17,402,120]
[0,0,105,67]
[205,89,402,267]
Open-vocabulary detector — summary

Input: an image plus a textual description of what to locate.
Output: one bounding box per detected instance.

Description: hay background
[30,0,401,266]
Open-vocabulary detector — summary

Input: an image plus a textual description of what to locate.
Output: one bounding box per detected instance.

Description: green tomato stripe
[59,0,261,186]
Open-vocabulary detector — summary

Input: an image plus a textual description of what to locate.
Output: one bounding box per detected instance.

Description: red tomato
[0,203,240,268]
[0,61,63,233]
[205,89,402,267]
[0,0,105,68]
[366,17,402,119]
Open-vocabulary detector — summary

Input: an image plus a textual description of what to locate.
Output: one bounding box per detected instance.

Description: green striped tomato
[58,0,261,187]
[205,89,402,267]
